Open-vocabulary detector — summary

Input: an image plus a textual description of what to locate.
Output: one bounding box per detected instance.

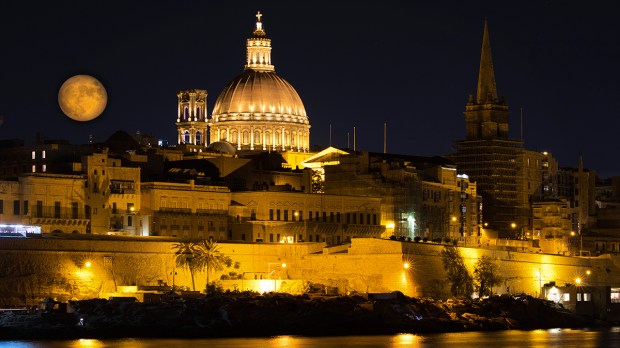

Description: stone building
[323,151,481,242]
[0,174,89,234]
[140,181,230,239]
[531,199,573,255]
[81,151,141,235]
[175,89,208,151]
[228,191,384,244]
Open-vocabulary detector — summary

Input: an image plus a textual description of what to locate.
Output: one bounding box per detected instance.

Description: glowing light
[403,262,410,269]
[575,277,582,285]
[451,216,457,222]
[586,270,591,276]
[511,222,517,229]
[483,222,489,227]
[74,338,105,347]
[386,222,395,229]
[281,263,287,268]
[84,261,92,268]
[393,333,420,345]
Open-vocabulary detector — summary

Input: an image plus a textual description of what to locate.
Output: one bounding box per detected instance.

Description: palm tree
[172,241,197,291]
[191,240,230,292]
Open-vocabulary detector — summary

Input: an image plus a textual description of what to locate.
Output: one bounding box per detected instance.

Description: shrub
[414,236,422,242]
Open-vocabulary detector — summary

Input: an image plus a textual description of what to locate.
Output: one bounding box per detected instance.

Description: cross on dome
[256,11,262,22]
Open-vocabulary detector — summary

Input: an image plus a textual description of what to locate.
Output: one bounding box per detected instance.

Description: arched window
[196,131,202,145]
[242,131,249,144]
[184,131,190,144]
[275,131,281,145]
[196,107,201,119]
[183,107,189,120]
[254,131,261,144]
[265,131,272,145]
[292,131,297,146]
[231,131,238,143]
[220,129,227,141]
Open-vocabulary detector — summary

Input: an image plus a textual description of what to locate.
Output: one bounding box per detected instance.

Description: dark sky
[1,1,619,177]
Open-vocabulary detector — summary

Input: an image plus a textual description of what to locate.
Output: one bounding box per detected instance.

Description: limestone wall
[1,237,619,306]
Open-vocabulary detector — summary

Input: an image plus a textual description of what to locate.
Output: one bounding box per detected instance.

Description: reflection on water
[2,328,620,348]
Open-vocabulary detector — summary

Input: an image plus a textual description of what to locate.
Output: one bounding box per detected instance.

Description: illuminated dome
[212,70,307,120]
[209,12,310,153]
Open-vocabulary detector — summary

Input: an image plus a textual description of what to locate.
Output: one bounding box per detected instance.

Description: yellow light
[386,222,395,229]
[281,263,287,268]
[511,222,516,229]
[575,277,582,285]
[570,231,575,236]
[586,270,591,275]
[451,216,457,222]
[484,222,489,227]
[85,261,92,268]
[403,262,410,270]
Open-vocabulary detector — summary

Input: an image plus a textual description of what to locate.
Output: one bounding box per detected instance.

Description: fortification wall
[0,237,618,306]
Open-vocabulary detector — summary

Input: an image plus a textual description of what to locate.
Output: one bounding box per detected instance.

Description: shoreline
[0,292,611,341]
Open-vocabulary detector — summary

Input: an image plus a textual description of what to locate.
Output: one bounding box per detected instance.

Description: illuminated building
[140,181,230,238]
[175,89,208,151]
[208,12,311,153]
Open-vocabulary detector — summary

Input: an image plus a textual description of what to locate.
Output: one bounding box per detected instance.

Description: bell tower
[176,89,208,149]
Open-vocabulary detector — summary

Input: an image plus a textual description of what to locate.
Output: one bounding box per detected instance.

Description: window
[72,202,78,219]
[308,211,312,221]
[611,288,620,303]
[562,293,570,302]
[276,234,281,242]
[284,210,288,221]
[42,150,46,159]
[13,200,20,215]
[276,209,281,221]
[577,293,582,302]
[270,233,274,242]
[269,209,274,220]
[54,201,61,218]
[128,215,133,227]
[359,213,364,224]
[330,212,334,222]
[336,212,340,222]
[31,165,36,173]
[315,211,319,221]
[251,209,256,220]
[298,211,303,221]
[36,201,42,217]
[309,235,313,242]
[0,200,3,214]
[42,164,46,172]
[112,202,118,214]
[32,151,36,160]
[583,293,591,301]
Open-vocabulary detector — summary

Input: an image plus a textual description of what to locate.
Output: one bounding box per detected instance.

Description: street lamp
[267,262,287,292]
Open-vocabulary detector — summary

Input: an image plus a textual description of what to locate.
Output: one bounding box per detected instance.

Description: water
[2,328,620,348]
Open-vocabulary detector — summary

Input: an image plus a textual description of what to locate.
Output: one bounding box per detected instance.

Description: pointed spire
[476,19,499,104]
[245,11,274,71]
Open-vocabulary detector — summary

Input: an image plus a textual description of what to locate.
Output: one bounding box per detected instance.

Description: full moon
[58,75,107,122]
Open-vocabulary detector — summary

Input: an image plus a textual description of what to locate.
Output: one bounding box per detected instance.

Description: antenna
[353,126,356,151]
[384,122,387,153]
[329,124,332,147]
[520,107,524,141]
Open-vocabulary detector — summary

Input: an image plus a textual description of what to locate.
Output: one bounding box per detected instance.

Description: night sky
[1,1,619,177]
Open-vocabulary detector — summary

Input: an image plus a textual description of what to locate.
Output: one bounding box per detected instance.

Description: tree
[440,245,473,297]
[191,240,231,292]
[473,256,502,297]
[172,241,197,291]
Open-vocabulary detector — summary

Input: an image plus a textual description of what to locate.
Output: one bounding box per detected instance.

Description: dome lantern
[246,11,274,72]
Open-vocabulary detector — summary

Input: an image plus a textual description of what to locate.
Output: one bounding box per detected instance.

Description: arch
[231,130,238,143]
[196,131,202,145]
[242,131,249,144]
[52,229,63,234]
[72,230,80,234]
[265,131,272,145]
[254,131,261,145]
[220,129,227,141]
[196,106,201,119]
[275,131,281,145]
[183,107,189,120]
[184,130,190,144]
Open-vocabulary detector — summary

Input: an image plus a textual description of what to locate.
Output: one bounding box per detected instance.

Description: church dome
[212,70,307,121]
[208,12,311,153]
[206,141,236,155]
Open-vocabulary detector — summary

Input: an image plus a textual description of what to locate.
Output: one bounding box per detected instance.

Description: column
[262,126,267,151]
[250,127,254,150]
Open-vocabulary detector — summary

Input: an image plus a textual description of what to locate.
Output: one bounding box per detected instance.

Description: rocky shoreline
[0,292,609,340]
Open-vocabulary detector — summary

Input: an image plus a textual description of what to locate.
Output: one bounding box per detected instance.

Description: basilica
[175,12,311,155]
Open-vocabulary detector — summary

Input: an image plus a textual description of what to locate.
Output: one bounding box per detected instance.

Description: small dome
[206,141,236,155]
[212,70,307,120]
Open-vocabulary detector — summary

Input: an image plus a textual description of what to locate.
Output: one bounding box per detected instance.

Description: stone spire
[245,11,275,72]
[476,19,499,104]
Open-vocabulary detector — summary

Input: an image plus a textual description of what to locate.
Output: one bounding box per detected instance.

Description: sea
[2,328,620,348]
